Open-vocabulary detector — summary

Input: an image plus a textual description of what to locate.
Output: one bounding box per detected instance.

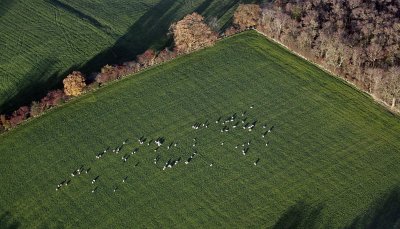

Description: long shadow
[0,0,15,18]
[0,59,80,114]
[195,0,262,30]
[346,186,400,229]
[0,0,181,114]
[0,0,206,114]
[0,211,20,229]
[77,0,263,75]
[1,0,260,114]
[273,201,324,229]
[77,0,184,75]
[46,0,118,38]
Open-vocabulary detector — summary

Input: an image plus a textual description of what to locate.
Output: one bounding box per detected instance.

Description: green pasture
[0,31,399,228]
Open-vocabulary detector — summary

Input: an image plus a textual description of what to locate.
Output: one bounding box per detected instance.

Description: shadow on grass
[0,58,80,114]
[272,201,323,229]
[195,0,263,30]
[77,0,183,75]
[46,0,118,38]
[0,0,15,18]
[0,0,181,114]
[77,0,265,75]
[1,0,259,114]
[0,211,20,229]
[346,186,400,229]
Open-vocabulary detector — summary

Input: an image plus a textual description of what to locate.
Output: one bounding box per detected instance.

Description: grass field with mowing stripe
[0,31,399,228]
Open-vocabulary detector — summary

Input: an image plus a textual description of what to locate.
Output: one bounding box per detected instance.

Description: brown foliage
[122,61,141,75]
[30,101,44,117]
[9,106,30,127]
[170,13,218,53]
[257,0,400,110]
[154,48,177,64]
[63,71,86,96]
[0,114,11,130]
[233,4,261,30]
[40,89,66,109]
[224,26,239,37]
[96,65,119,84]
[137,49,156,67]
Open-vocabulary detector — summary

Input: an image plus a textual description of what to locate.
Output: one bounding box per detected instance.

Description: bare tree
[386,67,400,108]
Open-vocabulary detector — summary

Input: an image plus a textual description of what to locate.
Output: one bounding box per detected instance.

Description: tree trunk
[392,97,396,108]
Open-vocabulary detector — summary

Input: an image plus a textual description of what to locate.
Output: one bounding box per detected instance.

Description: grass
[0,0,258,114]
[0,31,400,228]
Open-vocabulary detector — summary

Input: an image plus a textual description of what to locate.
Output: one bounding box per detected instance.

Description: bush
[40,90,67,109]
[85,81,100,92]
[96,65,119,84]
[0,115,11,130]
[30,101,44,117]
[154,48,177,64]
[9,106,30,127]
[122,61,141,74]
[170,13,218,53]
[224,26,239,37]
[137,49,156,67]
[63,71,86,96]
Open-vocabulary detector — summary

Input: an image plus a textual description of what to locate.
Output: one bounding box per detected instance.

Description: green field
[0,0,256,114]
[1,31,400,228]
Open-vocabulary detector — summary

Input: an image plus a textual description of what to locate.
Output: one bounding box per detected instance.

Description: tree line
[226,1,399,110]
[0,13,217,132]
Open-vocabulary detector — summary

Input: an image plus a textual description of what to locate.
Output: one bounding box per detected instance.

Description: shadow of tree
[0,211,20,229]
[272,201,324,229]
[77,0,263,75]
[1,0,262,114]
[46,0,118,38]
[0,0,15,18]
[77,0,184,75]
[0,58,80,114]
[346,187,400,229]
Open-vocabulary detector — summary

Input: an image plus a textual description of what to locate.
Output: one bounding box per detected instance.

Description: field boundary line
[253,29,400,116]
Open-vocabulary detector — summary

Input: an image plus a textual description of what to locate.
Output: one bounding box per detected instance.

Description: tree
[254,0,400,110]
[385,67,400,108]
[233,4,261,30]
[154,48,177,64]
[224,26,239,37]
[30,101,44,117]
[9,106,30,127]
[63,71,86,96]
[96,65,119,84]
[170,13,218,53]
[366,43,384,66]
[40,90,66,109]
[0,115,11,130]
[137,49,156,67]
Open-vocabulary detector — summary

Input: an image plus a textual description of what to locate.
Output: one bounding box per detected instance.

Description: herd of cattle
[56,105,275,193]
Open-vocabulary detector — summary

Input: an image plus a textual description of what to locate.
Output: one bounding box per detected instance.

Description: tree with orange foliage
[63,71,86,97]
[170,13,218,53]
[233,4,261,30]
[0,114,11,130]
